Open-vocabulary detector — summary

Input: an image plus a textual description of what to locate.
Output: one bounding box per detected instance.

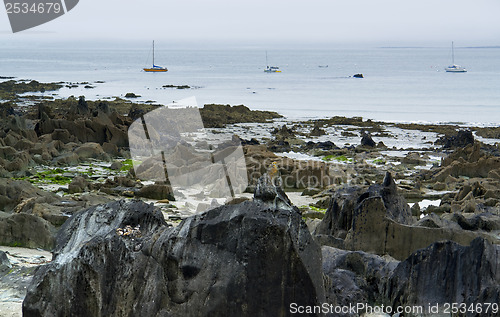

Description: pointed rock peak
[254,173,293,210]
[10,115,26,131]
[360,132,376,147]
[254,173,276,202]
[383,172,396,189]
[77,96,89,115]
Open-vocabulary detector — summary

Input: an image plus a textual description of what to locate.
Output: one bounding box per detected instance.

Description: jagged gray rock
[23,195,325,316]
[384,238,500,316]
[320,238,500,317]
[315,172,412,239]
[360,132,376,147]
[436,129,475,149]
[0,251,11,270]
[322,246,398,316]
[0,179,58,212]
[254,172,294,210]
[67,176,89,194]
[0,212,55,249]
[314,173,498,260]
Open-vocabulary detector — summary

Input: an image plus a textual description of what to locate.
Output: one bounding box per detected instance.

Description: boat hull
[445,67,467,73]
[144,68,168,72]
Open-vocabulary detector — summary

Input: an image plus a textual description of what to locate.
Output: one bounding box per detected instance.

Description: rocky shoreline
[1,79,500,316]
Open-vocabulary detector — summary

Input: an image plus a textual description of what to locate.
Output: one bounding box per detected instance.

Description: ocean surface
[1,40,500,125]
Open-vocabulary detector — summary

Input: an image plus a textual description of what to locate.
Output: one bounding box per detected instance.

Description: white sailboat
[445,42,467,73]
[264,51,281,73]
[144,41,168,72]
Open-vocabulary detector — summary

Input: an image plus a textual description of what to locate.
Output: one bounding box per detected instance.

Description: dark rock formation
[310,125,326,137]
[96,101,111,115]
[434,147,500,183]
[447,212,500,232]
[353,74,363,78]
[415,213,461,230]
[163,84,191,89]
[200,104,282,128]
[68,176,89,194]
[240,137,260,146]
[345,195,497,260]
[378,172,413,224]
[254,173,293,211]
[401,152,427,165]
[314,186,362,239]
[301,187,321,196]
[34,106,130,148]
[50,129,76,143]
[135,183,175,201]
[124,92,140,98]
[321,238,499,317]
[74,142,108,161]
[314,172,499,260]
[315,172,412,239]
[385,238,500,315]
[23,190,325,316]
[245,145,341,190]
[322,246,397,315]
[266,139,291,152]
[0,80,61,100]
[360,132,376,147]
[76,96,89,115]
[271,124,296,139]
[0,179,58,212]
[0,250,11,270]
[302,141,339,151]
[127,106,146,121]
[0,212,54,249]
[435,129,474,148]
[0,102,15,118]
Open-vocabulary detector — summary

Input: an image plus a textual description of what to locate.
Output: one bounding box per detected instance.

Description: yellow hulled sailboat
[143,41,168,72]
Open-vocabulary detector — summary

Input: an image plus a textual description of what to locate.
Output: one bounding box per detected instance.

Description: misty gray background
[1,0,500,46]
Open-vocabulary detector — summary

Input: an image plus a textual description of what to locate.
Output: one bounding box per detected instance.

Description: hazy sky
[1,0,500,46]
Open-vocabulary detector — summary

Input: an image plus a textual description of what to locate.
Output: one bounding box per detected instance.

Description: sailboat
[264,51,281,73]
[445,42,467,73]
[143,41,168,72]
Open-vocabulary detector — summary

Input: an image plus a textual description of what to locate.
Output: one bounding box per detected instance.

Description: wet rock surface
[385,238,500,314]
[19,173,500,316]
[0,212,55,249]
[360,132,376,147]
[23,187,325,317]
[435,129,475,149]
[322,238,500,317]
[315,172,499,260]
[315,172,412,238]
[322,246,398,315]
[0,179,58,212]
[0,250,10,269]
[1,81,500,316]
[200,104,282,128]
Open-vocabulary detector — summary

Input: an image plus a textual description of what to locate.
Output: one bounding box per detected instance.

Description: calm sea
[1,40,499,126]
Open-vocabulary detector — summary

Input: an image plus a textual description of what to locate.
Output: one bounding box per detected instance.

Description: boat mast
[266,51,268,68]
[152,41,155,66]
[451,41,455,65]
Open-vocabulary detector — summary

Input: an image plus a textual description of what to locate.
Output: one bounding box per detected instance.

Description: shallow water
[2,40,500,125]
